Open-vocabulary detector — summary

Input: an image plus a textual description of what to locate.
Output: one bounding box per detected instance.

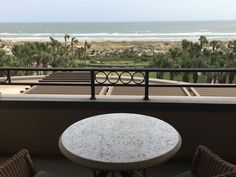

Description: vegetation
[1,37,91,68]
[0,35,236,83]
[152,36,236,83]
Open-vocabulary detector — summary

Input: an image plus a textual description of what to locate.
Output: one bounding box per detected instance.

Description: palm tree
[83,41,91,61]
[168,48,180,80]
[199,35,208,49]
[228,40,236,52]
[181,39,193,51]
[0,49,7,76]
[12,42,36,67]
[49,37,62,49]
[74,39,79,45]
[188,43,202,57]
[71,37,76,47]
[177,54,192,82]
[228,72,236,83]
[224,53,236,83]
[207,52,228,83]
[0,49,7,66]
[183,42,202,83]
[218,72,227,83]
[210,40,219,53]
[154,54,175,79]
[191,56,206,83]
[64,34,70,47]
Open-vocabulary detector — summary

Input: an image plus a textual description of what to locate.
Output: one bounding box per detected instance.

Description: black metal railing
[1,67,236,100]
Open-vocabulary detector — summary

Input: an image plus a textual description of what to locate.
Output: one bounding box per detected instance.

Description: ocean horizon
[0,21,236,41]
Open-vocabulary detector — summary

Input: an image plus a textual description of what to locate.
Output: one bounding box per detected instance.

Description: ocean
[0,21,236,41]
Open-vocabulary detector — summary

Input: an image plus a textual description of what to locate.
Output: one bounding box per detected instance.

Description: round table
[59,113,181,177]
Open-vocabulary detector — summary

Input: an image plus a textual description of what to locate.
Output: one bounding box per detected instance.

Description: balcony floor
[1,156,191,177]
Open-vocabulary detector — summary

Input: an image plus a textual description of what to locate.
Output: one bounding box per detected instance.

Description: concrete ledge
[1,94,236,104]
[1,94,236,111]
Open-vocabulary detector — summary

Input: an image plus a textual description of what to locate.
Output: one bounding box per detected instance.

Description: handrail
[0,67,236,100]
[1,67,236,72]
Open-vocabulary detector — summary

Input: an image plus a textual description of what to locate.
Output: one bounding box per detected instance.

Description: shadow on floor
[32,157,191,177]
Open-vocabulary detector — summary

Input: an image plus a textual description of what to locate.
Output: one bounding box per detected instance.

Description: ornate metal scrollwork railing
[94,71,145,85]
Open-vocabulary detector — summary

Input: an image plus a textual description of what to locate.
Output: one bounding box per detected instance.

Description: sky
[0,0,235,22]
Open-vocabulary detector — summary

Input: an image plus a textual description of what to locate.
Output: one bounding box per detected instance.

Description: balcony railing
[1,67,236,100]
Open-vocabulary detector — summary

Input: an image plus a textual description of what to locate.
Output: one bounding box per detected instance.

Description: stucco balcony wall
[0,95,235,163]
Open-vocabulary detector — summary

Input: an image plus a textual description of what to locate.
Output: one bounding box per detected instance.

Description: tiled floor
[0,155,191,177]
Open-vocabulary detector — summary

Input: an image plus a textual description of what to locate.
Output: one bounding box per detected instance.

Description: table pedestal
[93,169,146,177]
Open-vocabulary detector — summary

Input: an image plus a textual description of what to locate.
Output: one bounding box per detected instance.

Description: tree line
[153,36,236,83]
[0,34,91,68]
[0,35,236,83]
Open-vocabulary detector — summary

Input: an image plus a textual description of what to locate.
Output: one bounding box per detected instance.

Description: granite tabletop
[59,113,181,171]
